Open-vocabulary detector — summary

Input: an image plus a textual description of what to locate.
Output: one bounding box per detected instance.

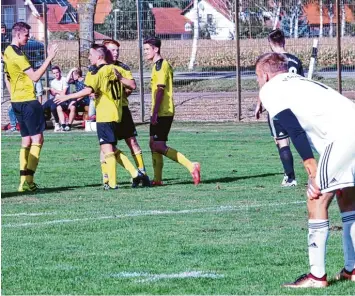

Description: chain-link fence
[1,0,355,124]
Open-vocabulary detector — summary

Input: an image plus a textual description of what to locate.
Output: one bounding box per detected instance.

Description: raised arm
[24,43,58,82]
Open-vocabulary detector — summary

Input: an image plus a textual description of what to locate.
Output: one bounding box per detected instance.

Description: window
[207,14,213,24]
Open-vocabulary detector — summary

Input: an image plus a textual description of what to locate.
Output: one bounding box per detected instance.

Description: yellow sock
[152,152,163,182]
[105,152,117,188]
[132,151,145,172]
[27,144,42,184]
[165,147,194,172]
[19,147,30,184]
[115,150,137,178]
[101,161,109,184]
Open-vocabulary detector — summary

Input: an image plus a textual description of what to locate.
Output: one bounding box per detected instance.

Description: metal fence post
[43,3,50,101]
[136,0,145,122]
[235,1,241,122]
[336,0,342,94]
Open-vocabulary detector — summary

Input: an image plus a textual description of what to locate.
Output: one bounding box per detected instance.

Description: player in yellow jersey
[3,22,58,192]
[143,37,201,186]
[54,44,145,189]
[103,39,150,186]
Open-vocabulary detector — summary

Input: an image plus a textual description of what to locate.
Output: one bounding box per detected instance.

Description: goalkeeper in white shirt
[256,52,355,288]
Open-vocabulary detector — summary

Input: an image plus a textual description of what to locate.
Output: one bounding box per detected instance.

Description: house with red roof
[151,7,192,39]
[182,0,235,40]
[1,0,111,41]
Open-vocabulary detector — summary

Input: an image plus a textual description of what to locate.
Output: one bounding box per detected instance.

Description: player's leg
[268,114,296,186]
[335,187,355,281]
[149,136,164,185]
[96,123,118,189]
[16,101,46,191]
[282,191,334,288]
[49,100,61,131]
[150,117,200,185]
[126,137,145,172]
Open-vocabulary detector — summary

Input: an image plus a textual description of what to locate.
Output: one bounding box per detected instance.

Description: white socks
[341,211,355,272]
[308,219,329,278]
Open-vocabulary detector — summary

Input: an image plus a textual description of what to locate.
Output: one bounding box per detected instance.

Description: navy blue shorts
[150,116,173,141]
[59,99,76,111]
[117,106,137,140]
[267,113,289,140]
[97,122,119,146]
[12,100,45,137]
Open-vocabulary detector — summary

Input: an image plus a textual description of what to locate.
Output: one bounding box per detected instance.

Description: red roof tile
[304,3,354,25]
[151,7,192,35]
[67,0,112,24]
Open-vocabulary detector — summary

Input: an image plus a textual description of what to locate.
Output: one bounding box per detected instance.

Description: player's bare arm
[113,68,136,90]
[54,87,92,104]
[24,43,58,82]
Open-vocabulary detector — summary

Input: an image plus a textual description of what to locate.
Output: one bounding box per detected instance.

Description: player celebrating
[55,44,144,189]
[256,52,355,288]
[255,29,304,187]
[103,39,150,186]
[143,37,200,186]
[3,22,58,192]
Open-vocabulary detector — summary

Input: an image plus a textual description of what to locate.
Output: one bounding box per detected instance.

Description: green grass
[1,123,353,295]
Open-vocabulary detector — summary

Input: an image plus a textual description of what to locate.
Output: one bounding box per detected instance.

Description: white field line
[2,200,306,228]
[2,212,56,217]
[108,271,224,283]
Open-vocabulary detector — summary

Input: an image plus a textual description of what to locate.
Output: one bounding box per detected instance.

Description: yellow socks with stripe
[104,152,117,188]
[27,144,42,184]
[114,150,138,178]
[101,161,109,184]
[152,152,163,182]
[165,147,194,172]
[132,151,146,172]
[19,146,30,185]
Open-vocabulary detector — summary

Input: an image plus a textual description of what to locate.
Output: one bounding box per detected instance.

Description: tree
[96,0,155,40]
[77,0,97,67]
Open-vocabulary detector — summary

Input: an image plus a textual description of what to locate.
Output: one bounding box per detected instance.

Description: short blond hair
[255,52,288,74]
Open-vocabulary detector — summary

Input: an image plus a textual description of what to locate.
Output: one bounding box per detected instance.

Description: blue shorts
[267,113,289,141]
[12,100,45,137]
[117,106,137,140]
[150,116,173,141]
[96,122,119,146]
[58,99,76,111]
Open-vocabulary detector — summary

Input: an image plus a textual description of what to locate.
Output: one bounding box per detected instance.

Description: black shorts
[97,122,119,146]
[76,98,90,112]
[58,99,76,112]
[267,113,289,140]
[12,100,45,137]
[150,116,173,141]
[117,106,137,140]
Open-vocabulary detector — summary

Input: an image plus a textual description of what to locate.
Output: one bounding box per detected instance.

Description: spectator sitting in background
[50,65,76,131]
[66,67,90,122]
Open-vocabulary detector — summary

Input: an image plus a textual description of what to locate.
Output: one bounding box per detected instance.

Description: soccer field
[1,123,353,295]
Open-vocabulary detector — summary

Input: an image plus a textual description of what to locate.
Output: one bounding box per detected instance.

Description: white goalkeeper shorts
[317,136,355,193]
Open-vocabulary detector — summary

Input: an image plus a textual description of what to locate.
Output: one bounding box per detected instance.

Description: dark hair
[1,23,6,29]
[255,52,288,74]
[12,22,31,33]
[102,39,120,48]
[52,65,61,72]
[74,68,82,77]
[91,44,108,59]
[268,29,285,47]
[143,37,161,49]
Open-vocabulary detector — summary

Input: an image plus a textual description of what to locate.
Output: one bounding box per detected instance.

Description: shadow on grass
[1,183,102,199]
[170,172,281,185]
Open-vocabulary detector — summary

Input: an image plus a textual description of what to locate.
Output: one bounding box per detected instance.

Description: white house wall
[184,0,235,40]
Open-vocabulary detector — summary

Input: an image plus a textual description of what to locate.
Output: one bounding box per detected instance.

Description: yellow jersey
[3,45,36,102]
[114,61,134,107]
[85,64,122,123]
[150,59,174,116]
